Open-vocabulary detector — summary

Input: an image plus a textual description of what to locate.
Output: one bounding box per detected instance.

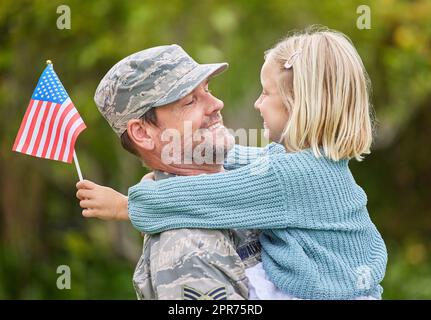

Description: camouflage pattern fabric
[94,44,228,137]
[132,171,262,300]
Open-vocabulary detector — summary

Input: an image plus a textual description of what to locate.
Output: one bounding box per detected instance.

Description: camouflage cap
[94,44,228,137]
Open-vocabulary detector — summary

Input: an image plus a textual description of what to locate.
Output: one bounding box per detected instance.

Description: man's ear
[126,119,155,151]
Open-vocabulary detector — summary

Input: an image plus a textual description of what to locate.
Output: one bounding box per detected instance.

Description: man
[77,45,261,300]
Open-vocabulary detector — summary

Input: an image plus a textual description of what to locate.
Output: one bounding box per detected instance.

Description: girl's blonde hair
[265,26,373,161]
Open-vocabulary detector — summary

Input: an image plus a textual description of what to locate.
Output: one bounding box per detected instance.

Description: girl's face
[254,58,289,142]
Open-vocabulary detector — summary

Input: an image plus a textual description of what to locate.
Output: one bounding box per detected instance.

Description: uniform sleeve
[128,153,291,234]
[132,236,155,300]
[149,229,248,300]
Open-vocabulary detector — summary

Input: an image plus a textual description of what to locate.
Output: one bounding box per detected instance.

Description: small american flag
[12,62,86,163]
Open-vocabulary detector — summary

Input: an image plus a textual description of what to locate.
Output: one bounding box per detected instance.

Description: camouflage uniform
[93,45,261,299]
[132,171,261,300]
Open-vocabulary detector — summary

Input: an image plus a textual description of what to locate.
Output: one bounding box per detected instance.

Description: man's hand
[141,171,155,181]
[76,180,129,221]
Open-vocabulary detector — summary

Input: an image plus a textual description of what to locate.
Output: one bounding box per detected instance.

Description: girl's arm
[128,153,294,234]
[75,144,290,228]
[223,143,285,170]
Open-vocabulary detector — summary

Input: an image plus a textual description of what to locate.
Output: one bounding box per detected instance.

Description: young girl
[79,27,387,300]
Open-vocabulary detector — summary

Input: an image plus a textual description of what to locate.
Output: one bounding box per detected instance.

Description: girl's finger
[76,189,94,200]
[79,199,95,209]
[76,179,98,190]
[82,208,96,218]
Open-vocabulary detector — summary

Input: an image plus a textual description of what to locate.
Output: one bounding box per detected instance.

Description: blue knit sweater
[128,143,388,300]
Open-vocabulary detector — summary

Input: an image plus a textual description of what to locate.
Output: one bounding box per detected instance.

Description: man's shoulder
[142,228,249,300]
[144,228,245,285]
[146,228,236,259]
[145,228,261,262]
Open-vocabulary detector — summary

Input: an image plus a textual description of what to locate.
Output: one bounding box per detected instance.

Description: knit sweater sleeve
[223,143,285,171]
[128,152,291,234]
[223,144,264,171]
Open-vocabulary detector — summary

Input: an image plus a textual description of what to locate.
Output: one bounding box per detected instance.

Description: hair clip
[284,50,302,69]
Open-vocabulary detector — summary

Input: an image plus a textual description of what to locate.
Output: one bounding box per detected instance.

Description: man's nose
[205,95,224,115]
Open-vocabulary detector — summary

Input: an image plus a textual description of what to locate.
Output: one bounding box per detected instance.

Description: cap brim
[152,62,228,108]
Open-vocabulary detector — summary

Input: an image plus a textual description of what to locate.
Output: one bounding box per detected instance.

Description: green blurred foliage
[0,0,430,299]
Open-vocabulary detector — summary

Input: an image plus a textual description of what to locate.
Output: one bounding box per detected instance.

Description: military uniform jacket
[132,171,261,300]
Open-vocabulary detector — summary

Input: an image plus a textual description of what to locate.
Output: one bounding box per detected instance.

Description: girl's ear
[126,119,155,151]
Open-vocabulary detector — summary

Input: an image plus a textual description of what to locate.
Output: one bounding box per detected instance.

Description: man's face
[152,79,234,165]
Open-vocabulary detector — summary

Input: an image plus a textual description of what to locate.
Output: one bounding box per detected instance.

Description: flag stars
[32,68,70,103]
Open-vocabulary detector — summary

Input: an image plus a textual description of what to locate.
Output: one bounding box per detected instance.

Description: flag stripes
[13,63,86,164]
[13,98,86,163]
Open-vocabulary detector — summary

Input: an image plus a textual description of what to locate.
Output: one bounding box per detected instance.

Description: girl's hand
[76,180,129,221]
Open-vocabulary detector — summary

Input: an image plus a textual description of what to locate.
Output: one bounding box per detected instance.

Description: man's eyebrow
[180,92,192,101]
[180,80,209,102]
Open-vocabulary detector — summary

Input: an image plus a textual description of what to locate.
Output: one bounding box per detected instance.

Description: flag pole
[45,60,83,182]
[73,151,83,181]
